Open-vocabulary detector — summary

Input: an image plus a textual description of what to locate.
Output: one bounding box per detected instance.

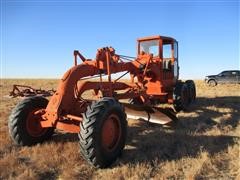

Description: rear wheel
[173,82,190,112]
[8,96,54,146]
[185,80,196,103]
[129,96,143,105]
[79,97,127,168]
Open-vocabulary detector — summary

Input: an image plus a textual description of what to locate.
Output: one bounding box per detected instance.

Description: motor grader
[8,35,196,168]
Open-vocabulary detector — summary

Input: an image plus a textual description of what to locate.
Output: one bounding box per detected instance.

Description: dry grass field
[0,79,239,179]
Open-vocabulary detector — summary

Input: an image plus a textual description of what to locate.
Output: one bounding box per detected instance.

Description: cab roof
[137,35,176,42]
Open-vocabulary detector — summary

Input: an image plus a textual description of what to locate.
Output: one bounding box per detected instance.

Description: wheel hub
[101,114,121,151]
[26,108,47,137]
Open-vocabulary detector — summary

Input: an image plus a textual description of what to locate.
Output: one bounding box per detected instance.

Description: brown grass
[0,79,239,179]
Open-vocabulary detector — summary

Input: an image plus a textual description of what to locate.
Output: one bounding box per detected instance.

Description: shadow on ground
[51,132,78,143]
[121,96,240,165]
[50,96,240,166]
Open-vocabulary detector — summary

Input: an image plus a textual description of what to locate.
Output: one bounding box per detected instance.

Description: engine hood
[205,75,217,78]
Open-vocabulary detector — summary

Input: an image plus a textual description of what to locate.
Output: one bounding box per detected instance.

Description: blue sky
[1,0,239,79]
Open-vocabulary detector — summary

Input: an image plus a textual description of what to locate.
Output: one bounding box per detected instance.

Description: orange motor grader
[8,35,196,168]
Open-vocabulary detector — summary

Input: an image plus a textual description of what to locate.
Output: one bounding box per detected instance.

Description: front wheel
[79,97,127,168]
[208,79,217,87]
[8,96,54,146]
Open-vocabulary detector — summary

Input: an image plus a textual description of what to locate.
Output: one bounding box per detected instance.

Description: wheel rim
[209,81,215,86]
[26,108,47,137]
[101,114,121,152]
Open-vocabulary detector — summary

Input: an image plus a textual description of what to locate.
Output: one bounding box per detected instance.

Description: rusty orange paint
[39,36,178,133]
[101,114,122,151]
[26,108,48,137]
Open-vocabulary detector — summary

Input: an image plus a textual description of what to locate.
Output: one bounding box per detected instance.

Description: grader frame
[43,36,179,132]
[8,35,196,168]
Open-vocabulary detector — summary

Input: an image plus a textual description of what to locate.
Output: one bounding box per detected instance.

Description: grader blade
[123,103,178,125]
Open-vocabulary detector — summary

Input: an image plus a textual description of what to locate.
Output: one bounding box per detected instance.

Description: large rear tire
[185,80,196,103]
[8,96,54,146]
[173,81,190,112]
[129,96,143,105]
[79,97,127,168]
